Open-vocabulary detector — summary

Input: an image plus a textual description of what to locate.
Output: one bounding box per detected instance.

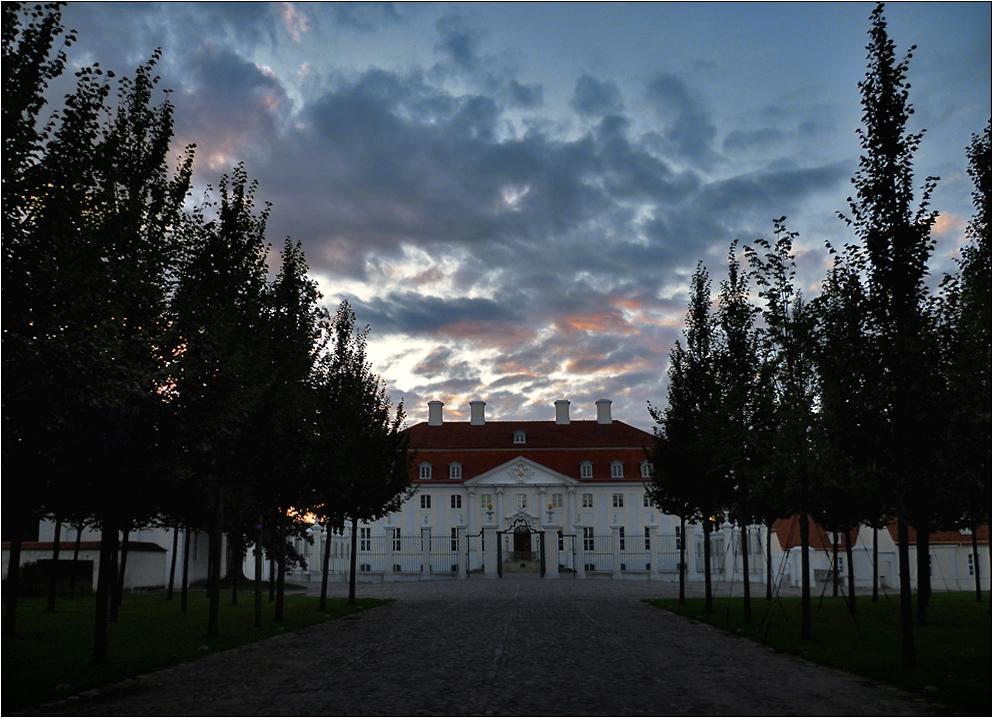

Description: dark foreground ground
[38,576,941,716]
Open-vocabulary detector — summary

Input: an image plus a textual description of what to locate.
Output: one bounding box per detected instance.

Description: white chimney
[596,399,612,424]
[555,399,571,424]
[469,400,486,425]
[428,401,444,426]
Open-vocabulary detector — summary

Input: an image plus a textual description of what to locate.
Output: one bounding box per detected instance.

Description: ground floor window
[583,527,594,552]
[360,527,371,551]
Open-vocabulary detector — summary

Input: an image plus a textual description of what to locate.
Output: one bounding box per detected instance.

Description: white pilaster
[543,524,561,579]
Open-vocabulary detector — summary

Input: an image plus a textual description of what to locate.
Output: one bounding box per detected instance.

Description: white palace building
[311,398,680,580]
[7,399,988,593]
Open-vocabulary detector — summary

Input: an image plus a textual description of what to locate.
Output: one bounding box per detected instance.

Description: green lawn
[2,589,388,714]
[648,591,991,715]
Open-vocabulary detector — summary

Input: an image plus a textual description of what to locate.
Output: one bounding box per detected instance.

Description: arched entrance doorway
[497,513,545,577]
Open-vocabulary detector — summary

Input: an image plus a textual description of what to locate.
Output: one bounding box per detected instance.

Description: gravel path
[45,576,936,716]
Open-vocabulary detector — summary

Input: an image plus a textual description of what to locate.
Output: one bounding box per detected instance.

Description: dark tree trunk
[872,526,879,602]
[167,523,179,601]
[800,513,811,640]
[254,516,263,628]
[348,516,359,606]
[269,553,276,602]
[108,529,121,623]
[93,517,118,664]
[115,525,130,611]
[69,525,84,600]
[4,524,24,637]
[703,519,713,614]
[319,523,332,612]
[230,533,243,606]
[766,524,773,601]
[845,528,856,613]
[47,516,63,612]
[740,522,751,624]
[678,516,686,606]
[181,526,191,613]
[897,513,916,667]
[832,531,840,597]
[915,517,930,625]
[207,486,224,637]
[274,512,286,621]
[972,525,981,602]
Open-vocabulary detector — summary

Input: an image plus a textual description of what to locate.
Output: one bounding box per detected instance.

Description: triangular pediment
[464,456,579,487]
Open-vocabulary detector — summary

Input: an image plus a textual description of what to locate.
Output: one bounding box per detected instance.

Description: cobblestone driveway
[53,576,934,716]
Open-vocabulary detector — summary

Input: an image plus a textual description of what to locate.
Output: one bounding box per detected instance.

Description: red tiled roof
[405,419,655,484]
[772,516,990,551]
[771,517,859,551]
[887,523,990,547]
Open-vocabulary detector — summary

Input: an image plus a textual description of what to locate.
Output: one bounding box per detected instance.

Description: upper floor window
[643,494,651,508]
[420,494,431,510]
[480,493,492,509]
[580,461,593,479]
[449,462,462,480]
[359,527,371,551]
[515,493,528,510]
[612,493,624,508]
[611,461,624,478]
[640,460,652,478]
[513,429,526,444]
[582,493,593,508]
[419,462,432,480]
[450,494,462,509]
[551,493,564,509]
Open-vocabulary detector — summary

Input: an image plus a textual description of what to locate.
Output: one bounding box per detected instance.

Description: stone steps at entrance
[502,559,541,573]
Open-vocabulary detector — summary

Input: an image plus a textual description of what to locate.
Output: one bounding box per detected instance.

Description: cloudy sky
[58,2,990,430]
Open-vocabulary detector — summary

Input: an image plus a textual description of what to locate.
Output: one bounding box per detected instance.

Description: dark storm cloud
[434,14,483,72]
[330,2,405,32]
[571,75,624,117]
[347,292,522,336]
[646,73,719,167]
[175,44,291,160]
[722,127,789,153]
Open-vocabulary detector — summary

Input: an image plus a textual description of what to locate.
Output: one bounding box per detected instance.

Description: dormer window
[641,460,652,478]
[580,461,593,479]
[419,462,432,480]
[513,429,526,444]
[449,462,462,480]
[611,460,624,478]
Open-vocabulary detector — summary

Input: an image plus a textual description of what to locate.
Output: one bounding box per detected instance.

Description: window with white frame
[675,526,682,550]
[619,526,625,551]
[450,494,462,509]
[420,494,431,510]
[641,460,652,478]
[643,494,651,508]
[580,461,593,479]
[515,493,527,510]
[583,527,594,551]
[558,530,564,551]
[513,429,526,444]
[480,493,492,509]
[451,527,459,551]
[392,528,401,552]
[644,526,651,550]
[611,461,624,478]
[582,493,593,508]
[419,462,432,480]
[612,493,624,508]
[359,527,371,551]
[551,493,563,509]
[968,553,975,576]
[449,462,462,479]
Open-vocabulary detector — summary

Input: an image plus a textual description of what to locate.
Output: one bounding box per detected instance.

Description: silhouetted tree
[839,3,939,666]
